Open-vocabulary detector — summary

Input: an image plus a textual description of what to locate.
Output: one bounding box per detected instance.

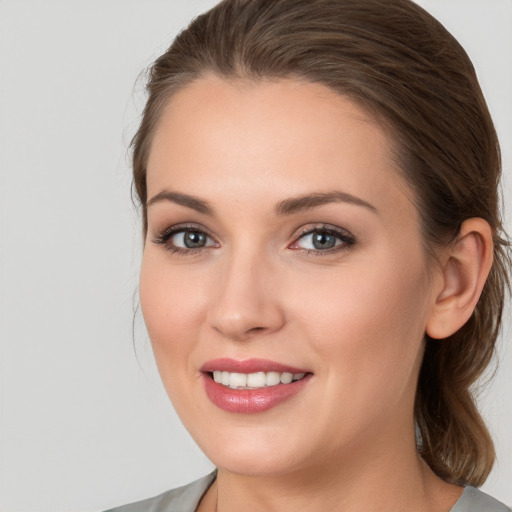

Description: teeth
[212,370,307,389]
[280,372,293,384]
[247,372,266,387]
[265,371,281,386]
[229,372,247,389]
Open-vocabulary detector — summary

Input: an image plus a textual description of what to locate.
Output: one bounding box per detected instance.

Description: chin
[209,449,304,478]
[191,422,310,477]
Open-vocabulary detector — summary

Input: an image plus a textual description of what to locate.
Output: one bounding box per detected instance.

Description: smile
[200,358,313,413]
[212,371,306,389]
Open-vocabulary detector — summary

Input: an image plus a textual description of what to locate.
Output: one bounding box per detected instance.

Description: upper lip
[200,358,310,374]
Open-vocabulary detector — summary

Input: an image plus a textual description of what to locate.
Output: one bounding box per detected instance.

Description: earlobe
[425,218,494,340]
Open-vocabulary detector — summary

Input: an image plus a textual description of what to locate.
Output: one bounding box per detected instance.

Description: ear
[426,218,494,340]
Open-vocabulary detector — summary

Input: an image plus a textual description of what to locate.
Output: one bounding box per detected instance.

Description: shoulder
[103,471,216,512]
[451,486,511,512]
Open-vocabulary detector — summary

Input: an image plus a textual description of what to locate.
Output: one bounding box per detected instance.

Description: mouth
[209,370,307,389]
[200,358,313,413]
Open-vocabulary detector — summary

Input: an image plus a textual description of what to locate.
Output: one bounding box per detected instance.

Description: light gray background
[0,1,510,511]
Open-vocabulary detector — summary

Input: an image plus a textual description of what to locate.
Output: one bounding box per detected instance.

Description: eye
[172,230,212,249]
[290,226,355,253]
[152,225,218,253]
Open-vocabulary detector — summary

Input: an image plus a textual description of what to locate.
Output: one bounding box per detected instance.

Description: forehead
[146,75,413,220]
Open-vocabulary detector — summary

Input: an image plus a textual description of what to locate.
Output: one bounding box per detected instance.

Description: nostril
[209,300,286,341]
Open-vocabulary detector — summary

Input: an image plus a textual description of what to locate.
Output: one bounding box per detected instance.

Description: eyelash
[292,225,356,256]
[152,224,217,256]
[151,223,356,256]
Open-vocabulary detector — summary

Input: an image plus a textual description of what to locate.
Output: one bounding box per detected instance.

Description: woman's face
[140,76,438,476]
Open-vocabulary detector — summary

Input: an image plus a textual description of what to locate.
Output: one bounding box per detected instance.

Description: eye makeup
[151,221,356,258]
[152,223,218,255]
[289,224,356,256]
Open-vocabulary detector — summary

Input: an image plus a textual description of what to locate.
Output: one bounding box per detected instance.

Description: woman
[108,0,511,510]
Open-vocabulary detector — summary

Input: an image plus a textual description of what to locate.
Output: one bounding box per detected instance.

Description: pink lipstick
[200,358,312,413]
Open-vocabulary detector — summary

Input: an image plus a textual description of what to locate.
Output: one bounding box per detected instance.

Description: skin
[140,75,492,511]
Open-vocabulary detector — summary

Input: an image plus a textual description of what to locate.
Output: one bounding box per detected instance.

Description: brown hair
[132,0,510,486]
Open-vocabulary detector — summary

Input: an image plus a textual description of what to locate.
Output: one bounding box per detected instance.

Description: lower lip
[202,373,312,413]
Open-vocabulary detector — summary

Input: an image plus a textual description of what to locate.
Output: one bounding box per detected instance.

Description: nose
[207,251,286,341]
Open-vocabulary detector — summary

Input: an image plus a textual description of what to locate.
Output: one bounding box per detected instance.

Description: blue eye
[172,230,213,249]
[298,231,340,250]
[153,225,217,253]
[292,226,355,252]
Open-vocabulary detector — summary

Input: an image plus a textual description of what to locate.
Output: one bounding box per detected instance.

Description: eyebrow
[146,190,214,215]
[275,191,378,216]
[146,189,378,216]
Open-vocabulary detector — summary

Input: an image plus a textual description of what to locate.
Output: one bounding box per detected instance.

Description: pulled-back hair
[131,0,510,486]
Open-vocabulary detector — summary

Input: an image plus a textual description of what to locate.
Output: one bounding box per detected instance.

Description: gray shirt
[105,472,511,512]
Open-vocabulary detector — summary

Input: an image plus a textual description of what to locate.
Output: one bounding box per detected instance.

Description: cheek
[139,252,207,366]
[291,251,430,404]
[138,252,216,427]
